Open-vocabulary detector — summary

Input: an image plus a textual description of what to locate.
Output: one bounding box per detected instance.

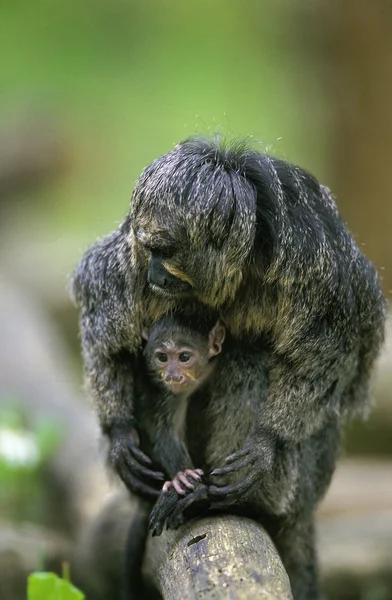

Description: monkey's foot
[162,468,204,495]
[149,482,208,536]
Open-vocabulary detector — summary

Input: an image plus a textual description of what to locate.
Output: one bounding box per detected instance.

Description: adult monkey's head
[130,138,257,308]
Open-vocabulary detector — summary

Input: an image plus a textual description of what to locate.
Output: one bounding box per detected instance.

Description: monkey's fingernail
[131,447,152,464]
[225,455,237,463]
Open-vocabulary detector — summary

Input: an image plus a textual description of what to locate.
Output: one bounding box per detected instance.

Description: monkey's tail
[122,500,160,600]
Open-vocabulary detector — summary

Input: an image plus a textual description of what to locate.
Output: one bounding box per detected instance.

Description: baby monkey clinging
[137,312,226,495]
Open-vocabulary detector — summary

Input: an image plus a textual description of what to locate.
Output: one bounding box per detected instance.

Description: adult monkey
[72,138,385,599]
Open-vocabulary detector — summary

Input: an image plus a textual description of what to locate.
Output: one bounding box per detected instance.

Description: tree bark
[143,515,293,600]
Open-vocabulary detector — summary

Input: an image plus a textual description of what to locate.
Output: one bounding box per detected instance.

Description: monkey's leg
[271,516,322,600]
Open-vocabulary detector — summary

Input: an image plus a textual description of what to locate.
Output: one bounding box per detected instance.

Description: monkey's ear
[208,320,226,357]
[141,329,149,341]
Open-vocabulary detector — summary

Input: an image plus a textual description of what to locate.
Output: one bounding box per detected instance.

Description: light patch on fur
[148,283,180,299]
[162,263,194,285]
[160,340,177,351]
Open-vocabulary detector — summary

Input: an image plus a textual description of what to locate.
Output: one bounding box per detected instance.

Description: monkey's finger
[165,494,198,530]
[122,474,160,497]
[168,512,186,531]
[151,483,209,534]
[173,478,187,495]
[210,455,254,476]
[224,448,251,464]
[209,499,236,510]
[172,483,208,515]
[178,473,196,489]
[162,484,209,531]
[162,481,173,493]
[149,510,168,537]
[209,493,250,510]
[129,445,153,466]
[149,498,179,535]
[131,463,165,482]
[125,453,165,482]
[118,467,161,499]
[184,468,203,482]
[150,521,165,537]
[209,474,255,498]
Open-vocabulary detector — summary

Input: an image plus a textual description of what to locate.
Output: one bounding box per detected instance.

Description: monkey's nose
[165,374,185,384]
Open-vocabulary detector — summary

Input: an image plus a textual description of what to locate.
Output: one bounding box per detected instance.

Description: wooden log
[144,514,293,600]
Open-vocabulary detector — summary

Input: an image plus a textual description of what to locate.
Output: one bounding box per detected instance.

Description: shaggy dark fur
[72,138,386,599]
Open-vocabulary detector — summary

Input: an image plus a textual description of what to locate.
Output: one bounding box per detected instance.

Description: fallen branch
[144,514,293,600]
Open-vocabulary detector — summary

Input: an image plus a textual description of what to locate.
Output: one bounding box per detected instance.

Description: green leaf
[27,572,85,600]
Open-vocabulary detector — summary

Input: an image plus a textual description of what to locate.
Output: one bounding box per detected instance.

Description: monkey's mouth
[166,382,186,393]
[149,283,194,299]
[165,381,194,394]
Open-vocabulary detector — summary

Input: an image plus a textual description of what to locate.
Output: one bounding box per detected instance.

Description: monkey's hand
[209,433,276,509]
[110,426,165,500]
[149,480,208,537]
[162,468,204,495]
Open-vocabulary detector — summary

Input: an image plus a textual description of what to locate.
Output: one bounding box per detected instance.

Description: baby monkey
[123,314,225,597]
[137,313,226,496]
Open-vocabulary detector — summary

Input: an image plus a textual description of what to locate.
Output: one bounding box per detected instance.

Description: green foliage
[0,0,326,245]
[27,572,85,600]
[0,404,62,475]
[0,404,63,522]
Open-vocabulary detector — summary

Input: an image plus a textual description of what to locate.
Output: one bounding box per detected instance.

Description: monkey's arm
[209,294,385,506]
[148,410,207,535]
[72,228,164,498]
[153,405,204,491]
[153,421,193,479]
[82,335,164,499]
[154,431,202,491]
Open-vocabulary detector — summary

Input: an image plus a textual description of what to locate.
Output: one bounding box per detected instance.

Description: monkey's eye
[147,246,174,260]
[156,352,168,363]
[179,352,191,363]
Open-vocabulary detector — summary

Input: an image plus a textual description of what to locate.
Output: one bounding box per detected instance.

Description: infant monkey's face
[153,345,203,394]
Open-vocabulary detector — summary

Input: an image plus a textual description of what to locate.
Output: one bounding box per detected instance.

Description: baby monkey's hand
[162,468,204,495]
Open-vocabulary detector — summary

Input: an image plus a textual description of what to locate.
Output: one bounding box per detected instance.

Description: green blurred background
[1,0,391,330]
[1,0,391,310]
[1,1,392,598]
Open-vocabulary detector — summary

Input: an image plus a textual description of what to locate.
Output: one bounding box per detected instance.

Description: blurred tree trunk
[322,0,392,294]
